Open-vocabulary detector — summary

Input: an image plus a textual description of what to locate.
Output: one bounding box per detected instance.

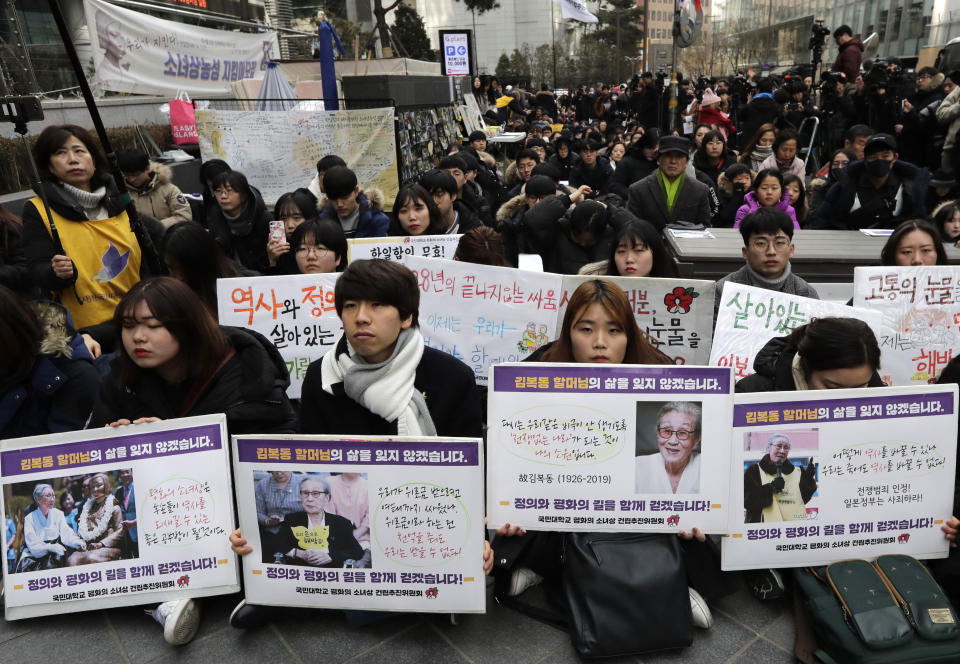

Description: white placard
[853,266,960,385]
[405,256,563,384]
[233,435,485,612]
[217,274,343,398]
[560,275,715,366]
[347,235,462,264]
[710,282,883,381]
[2,416,238,619]
[195,108,398,205]
[721,387,958,569]
[487,363,734,533]
[83,0,277,96]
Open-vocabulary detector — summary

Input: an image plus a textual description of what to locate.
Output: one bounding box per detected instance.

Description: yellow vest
[759,465,808,522]
[30,197,141,328]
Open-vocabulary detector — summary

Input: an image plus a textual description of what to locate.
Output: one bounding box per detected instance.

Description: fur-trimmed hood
[920,72,946,94]
[128,162,173,194]
[504,161,521,188]
[716,170,755,196]
[31,300,75,358]
[496,192,528,224]
[360,187,385,211]
[475,149,496,169]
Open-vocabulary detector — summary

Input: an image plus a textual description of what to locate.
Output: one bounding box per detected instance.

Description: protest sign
[405,256,563,384]
[486,363,734,533]
[233,435,485,612]
[560,275,715,365]
[195,108,398,205]
[710,283,883,381]
[217,274,343,399]
[83,0,277,96]
[721,386,958,569]
[347,235,462,264]
[1,415,238,620]
[853,266,960,385]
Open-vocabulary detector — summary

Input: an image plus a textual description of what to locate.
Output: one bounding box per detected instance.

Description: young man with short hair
[714,207,819,320]
[308,154,346,201]
[568,139,613,196]
[507,148,541,198]
[318,166,389,238]
[117,149,192,228]
[420,169,481,234]
[468,130,487,152]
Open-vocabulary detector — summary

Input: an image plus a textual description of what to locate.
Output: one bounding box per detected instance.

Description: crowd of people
[2,22,960,660]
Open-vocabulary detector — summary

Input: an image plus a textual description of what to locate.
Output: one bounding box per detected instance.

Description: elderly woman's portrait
[257,472,368,568]
[5,470,139,573]
[635,401,703,494]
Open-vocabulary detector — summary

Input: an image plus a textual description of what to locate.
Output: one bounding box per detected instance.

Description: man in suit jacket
[627,135,713,230]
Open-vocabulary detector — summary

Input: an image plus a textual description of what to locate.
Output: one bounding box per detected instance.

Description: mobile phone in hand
[269,220,286,243]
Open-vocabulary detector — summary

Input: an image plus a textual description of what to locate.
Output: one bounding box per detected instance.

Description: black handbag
[560,532,694,658]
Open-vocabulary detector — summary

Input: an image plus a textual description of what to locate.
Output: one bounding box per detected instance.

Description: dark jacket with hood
[318,190,390,239]
[547,147,581,181]
[0,301,101,439]
[609,143,658,201]
[899,72,947,170]
[738,94,780,151]
[693,150,739,186]
[89,327,297,434]
[807,159,931,230]
[0,219,30,294]
[207,187,273,274]
[299,337,481,438]
[714,171,753,228]
[831,38,864,86]
[734,334,885,394]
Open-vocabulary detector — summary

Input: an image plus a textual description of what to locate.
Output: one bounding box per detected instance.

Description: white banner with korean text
[1,416,238,619]
[217,274,343,398]
[721,387,957,569]
[233,435,485,612]
[710,283,883,381]
[347,235,462,264]
[487,363,734,533]
[83,0,278,96]
[853,266,960,385]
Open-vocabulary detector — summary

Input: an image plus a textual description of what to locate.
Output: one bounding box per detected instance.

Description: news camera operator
[896,67,947,171]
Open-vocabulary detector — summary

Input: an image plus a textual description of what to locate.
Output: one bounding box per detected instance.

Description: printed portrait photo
[4,469,139,574]
[742,428,819,524]
[635,400,703,494]
[254,470,370,569]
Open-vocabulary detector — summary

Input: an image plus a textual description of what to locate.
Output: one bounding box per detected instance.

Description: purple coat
[733,190,800,229]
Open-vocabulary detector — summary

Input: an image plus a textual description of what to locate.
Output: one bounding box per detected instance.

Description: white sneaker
[148,598,200,645]
[689,587,713,629]
[507,567,544,597]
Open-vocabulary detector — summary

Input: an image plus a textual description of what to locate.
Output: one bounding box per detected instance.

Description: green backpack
[793,555,960,664]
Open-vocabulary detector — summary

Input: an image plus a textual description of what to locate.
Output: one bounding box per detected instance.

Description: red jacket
[697,106,736,140]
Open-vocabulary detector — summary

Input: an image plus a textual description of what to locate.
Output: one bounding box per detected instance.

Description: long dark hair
[739,123,777,163]
[933,202,960,243]
[541,279,669,364]
[605,219,678,278]
[783,174,808,223]
[388,184,446,236]
[696,130,728,166]
[880,219,948,265]
[162,222,239,316]
[0,284,41,387]
[112,277,228,387]
[787,317,881,376]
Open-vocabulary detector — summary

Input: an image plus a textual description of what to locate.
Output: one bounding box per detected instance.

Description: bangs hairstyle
[211,171,253,202]
[740,122,777,163]
[782,174,808,223]
[34,124,109,180]
[606,219,678,278]
[274,188,319,221]
[787,317,881,375]
[112,277,228,387]
[540,279,669,365]
[289,218,347,270]
[454,226,505,266]
[880,219,948,266]
[697,130,727,158]
[388,184,446,236]
[334,259,420,327]
[0,284,41,386]
[934,201,960,239]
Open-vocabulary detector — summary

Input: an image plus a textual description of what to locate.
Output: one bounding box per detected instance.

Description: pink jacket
[733,190,800,229]
[759,154,806,180]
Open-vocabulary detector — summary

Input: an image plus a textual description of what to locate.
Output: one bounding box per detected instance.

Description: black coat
[735,335,885,393]
[0,221,30,294]
[90,327,297,434]
[609,145,658,201]
[266,510,364,566]
[453,199,484,234]
[299,339,482,438]
[738,96,780,151]
[207,189,273,274]
[626,172,713,231]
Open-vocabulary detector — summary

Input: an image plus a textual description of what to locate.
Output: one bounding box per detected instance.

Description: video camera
[809,20,831,53]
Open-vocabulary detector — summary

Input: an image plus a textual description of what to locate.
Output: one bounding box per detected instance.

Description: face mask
[865,158,892,178]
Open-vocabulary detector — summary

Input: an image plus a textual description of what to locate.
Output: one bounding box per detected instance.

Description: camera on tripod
[809,20,831,52]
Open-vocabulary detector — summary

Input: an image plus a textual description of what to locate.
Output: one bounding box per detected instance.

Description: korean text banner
[721,386,957,570]
[560,275,715,366]
[853,266,960,385]
[1,415,239,620]
[487,363,734,533]
[405,256,563,385]
[216,274,343,399]
[347,235,462,264]
[233,435,485,612]
[195,108,399,206]
[710,282,883,381]
[83,0,278,96]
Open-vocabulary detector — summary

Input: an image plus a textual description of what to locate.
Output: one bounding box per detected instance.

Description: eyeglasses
[296,245,332,256]
[750,237,790,251]
[657,427,698,442]
[300,490,329,499]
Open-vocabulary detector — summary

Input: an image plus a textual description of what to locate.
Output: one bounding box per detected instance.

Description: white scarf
[320,328,437,435]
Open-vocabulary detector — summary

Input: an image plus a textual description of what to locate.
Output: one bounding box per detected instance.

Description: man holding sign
[743,434,817,523]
